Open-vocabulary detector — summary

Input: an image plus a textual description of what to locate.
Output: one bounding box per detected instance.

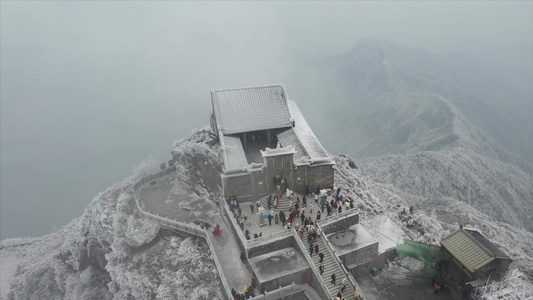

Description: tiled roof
[440,229,495,273]
[277,128,308,162]
[283,100,333,164]
[212,84,292,135]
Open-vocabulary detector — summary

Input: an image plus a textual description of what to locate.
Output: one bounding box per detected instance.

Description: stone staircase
[300,230,355,300]
[257,192,306,212]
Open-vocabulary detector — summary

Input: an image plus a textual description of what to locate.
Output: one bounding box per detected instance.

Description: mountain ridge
[291,37,532,167]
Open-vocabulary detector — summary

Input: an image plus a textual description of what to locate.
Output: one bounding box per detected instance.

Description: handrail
[204,230,233,300]
[292,228,331,300]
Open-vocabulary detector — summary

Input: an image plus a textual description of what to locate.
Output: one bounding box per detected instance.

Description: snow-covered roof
[277,100,333,165]
[260,143,296,157]
[441,229,495,274]
[277,128,308,161]
[212,84,293,135]
[220,135,248,170]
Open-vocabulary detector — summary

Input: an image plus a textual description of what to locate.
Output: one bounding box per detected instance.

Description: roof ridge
[212,83,285,93]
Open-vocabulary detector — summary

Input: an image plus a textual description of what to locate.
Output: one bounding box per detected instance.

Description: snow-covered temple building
[210,84,335,201]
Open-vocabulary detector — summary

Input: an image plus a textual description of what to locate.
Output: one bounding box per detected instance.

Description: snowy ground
[0,246,22,299]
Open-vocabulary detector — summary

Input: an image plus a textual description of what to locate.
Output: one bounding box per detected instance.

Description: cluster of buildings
[186,84,521,299]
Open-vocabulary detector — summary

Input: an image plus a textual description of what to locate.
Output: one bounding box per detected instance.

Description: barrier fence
[249,282,304,300]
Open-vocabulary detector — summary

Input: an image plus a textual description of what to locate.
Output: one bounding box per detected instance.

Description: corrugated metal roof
[465,229,510,259]
[212,84,292,135]
[441,229,495,273]
[220,135,248,170]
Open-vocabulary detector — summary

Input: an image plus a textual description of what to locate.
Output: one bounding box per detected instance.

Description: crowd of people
[227,186,360,299]
[230,278,257,300]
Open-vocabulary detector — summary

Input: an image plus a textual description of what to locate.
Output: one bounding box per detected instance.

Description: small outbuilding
[440,228,512,299]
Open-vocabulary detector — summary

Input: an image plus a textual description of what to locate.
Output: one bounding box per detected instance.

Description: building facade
[210,84,335,202]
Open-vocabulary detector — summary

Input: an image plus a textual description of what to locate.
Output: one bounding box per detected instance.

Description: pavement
[235,193,343,240]
[206,213,253,294]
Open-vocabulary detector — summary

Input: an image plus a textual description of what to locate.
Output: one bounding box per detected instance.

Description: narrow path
[205,213,253,294]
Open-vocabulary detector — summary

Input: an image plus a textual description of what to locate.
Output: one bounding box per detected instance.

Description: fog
[1,2,531,239]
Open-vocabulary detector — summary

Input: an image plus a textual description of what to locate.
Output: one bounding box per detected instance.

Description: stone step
[299,230,356,299]
[257,193,308,212]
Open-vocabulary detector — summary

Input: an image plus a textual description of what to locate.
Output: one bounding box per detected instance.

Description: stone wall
[221,199,247,255]
[319,212,360,235]
[223,170,269,203]
[340,242,379,267]
[247,234,296,258]
[261,269,311,295]
[264,154,294,192]
[223,173,253,200]
[349,248,396,278]
[292,164,334,195]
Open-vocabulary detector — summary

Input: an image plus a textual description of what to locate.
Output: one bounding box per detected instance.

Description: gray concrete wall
[223,173,253,200]
[264,154,294,192]
[221,199,247,255]
[340,242,379,267]
[261,269,310,295]
[247,235,296,258]
[223,170,269,203]
[292,164,334,195]
[306,164,335,192]
[250,285,307,300]
[320,213,360,235]
[349,248,396,278]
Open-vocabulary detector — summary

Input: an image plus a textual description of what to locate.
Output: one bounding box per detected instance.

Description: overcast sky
[1,1,532,239]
